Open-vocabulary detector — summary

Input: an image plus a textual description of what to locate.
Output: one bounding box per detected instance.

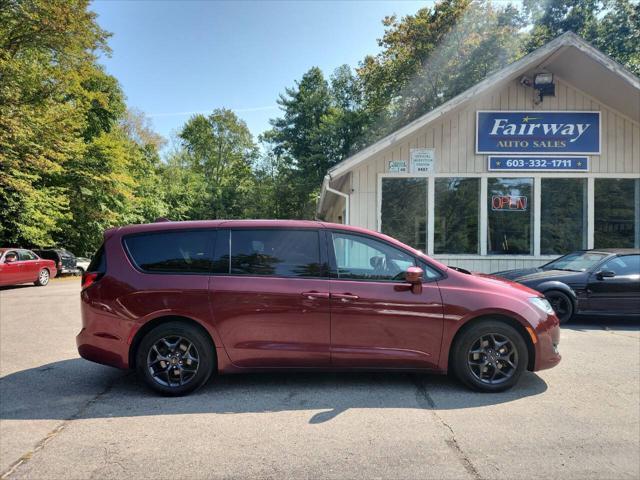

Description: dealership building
[317,32,640,273]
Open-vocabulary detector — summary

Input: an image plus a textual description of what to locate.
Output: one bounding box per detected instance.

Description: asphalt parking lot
[0,278,638,479]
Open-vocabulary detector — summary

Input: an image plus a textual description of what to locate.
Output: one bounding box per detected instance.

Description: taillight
[81,271,102,290]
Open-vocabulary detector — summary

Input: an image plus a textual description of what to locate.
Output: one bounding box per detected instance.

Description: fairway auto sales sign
[476,111,600,154]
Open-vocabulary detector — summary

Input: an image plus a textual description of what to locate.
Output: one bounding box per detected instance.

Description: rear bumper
[76,328,129,369]
[77,295,131,369]
[58,267,77,275]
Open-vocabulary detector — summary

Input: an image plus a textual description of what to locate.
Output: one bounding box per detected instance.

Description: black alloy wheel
[452,320,528,392]
[467,333,518,385]
[544,290,573,324]
[136,321,214,396]
[147,335,200,388]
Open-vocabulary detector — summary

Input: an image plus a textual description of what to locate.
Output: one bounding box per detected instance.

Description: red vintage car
[77,220,561,395]
[0,248,58,287]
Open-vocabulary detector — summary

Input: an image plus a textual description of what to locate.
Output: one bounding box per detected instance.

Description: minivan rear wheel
[136,321,214,396]
[451,320,528,392]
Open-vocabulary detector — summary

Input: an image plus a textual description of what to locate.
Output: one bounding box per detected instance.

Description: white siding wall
[327,76,640,273]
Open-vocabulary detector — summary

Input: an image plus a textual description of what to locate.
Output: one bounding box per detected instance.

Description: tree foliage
[523,0,640,75]
[1,0,638,253]
[0,0,169,254]
[177,109,258,220]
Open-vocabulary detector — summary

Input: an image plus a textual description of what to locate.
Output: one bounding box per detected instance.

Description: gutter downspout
[319,174,350,225]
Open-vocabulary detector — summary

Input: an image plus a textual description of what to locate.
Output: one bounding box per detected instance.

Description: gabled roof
[326,32,640,181]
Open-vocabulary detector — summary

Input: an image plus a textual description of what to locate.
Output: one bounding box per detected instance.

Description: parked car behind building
[33,248,77,277]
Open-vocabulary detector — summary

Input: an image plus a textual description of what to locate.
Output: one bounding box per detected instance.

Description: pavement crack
[412,376,483,480]
[0,372,130,479]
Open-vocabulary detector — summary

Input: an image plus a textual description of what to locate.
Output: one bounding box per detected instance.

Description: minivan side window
[124,230,215,274]
[331,232,440,281]
[230,229,323,277]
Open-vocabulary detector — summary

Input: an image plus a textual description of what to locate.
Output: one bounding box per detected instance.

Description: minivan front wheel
[136,321,214,396]
[451,320,528,392]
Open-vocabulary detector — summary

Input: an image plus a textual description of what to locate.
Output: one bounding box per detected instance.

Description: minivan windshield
[543,252,607,272]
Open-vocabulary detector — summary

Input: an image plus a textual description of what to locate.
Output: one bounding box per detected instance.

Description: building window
[487,178,533,255]
[434,178,479,254]
[595,179,640,248]
[541,178,587,254]
[381,177,427,251]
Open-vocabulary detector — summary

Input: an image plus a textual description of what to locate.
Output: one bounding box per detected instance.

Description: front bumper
[533,314,561,371]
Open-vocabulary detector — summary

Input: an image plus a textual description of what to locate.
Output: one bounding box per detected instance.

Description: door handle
[332,293,359,302]
[301,291,330,300]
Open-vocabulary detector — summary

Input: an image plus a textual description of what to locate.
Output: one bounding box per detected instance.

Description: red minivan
[77,220,561,395]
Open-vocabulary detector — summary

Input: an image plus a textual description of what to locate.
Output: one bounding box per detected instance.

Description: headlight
[528,297,554,315]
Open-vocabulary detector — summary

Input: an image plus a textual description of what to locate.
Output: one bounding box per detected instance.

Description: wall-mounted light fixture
[534,72,555,99]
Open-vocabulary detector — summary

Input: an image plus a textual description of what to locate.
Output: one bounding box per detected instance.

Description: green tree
[178,109,258,220]
[0,0,110,246]
[358,0,525,137]
[160,148,208,221]
[269,67,333,187]
[62,128,138,255]
[1,0,169,253]
[252,138,304,219]
[523,0,640,75]
[264,65,368,218]
[60,69,167,254]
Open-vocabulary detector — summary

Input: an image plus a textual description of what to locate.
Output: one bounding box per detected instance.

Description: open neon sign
[491,195,527,211]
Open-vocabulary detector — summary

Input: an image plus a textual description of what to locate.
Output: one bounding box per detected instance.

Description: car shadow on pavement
[0,358,548,424]
[0,285,35,291]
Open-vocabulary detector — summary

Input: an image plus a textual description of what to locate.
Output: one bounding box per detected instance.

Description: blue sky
[90,1,428,142]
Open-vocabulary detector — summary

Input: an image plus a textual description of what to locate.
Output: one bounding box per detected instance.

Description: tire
[451,320,528,393]
[34,268,50,286]
[544,290,574,324]
[136,321,214,396]
[76,267,84,276]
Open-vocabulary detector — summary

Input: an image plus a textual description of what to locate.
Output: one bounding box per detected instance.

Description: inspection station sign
[476,111,600,154]
[410,148,435,173]
[488,156,589,171]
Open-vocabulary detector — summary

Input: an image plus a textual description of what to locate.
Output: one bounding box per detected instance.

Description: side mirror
[405,266,424,284]
[596,270,615,280]
[404,266,424,294]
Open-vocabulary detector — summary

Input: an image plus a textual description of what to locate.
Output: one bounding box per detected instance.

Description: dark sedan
[493,249,639,323]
